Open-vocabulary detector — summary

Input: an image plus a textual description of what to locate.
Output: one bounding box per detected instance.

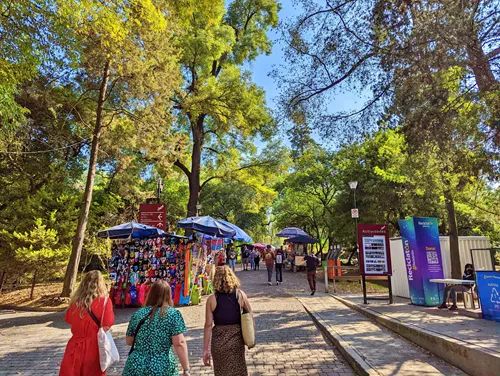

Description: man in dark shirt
[303,252,319,295]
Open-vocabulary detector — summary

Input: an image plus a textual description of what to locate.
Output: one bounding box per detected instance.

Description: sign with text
[351,208,359,218]
[476,271,500,322]
[139,203,166,230]
[398,217,444,306]
[358,224,392,276]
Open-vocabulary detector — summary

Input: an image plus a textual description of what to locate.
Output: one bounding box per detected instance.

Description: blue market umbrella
[276,227,309,238]
[177,216,236,238]
[284,235,319,244]
[218,220,253,242]
[96,221,165,239]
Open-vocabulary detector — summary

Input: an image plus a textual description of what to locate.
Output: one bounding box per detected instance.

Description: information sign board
[358,224,392,276]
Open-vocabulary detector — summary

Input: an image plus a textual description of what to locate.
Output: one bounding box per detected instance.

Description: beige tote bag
[237,289,255,349]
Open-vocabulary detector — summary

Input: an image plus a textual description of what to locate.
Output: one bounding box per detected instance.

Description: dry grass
[0,283,68,309]
[329,280,389,294]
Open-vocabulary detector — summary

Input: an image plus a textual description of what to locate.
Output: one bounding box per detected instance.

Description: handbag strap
[129,309,153,355]
[236,289,249,314]
[88,309,100,327]
[88,297,107,328]
[101,297,108,324]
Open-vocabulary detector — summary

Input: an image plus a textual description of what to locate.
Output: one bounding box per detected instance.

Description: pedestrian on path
[287,248,295,271]
[203,266,253,376]
[253,249,260,270]
[304,252,320,295]
[123,280,190,376]
[275,246,285,285]
[242,245,251,271]
[228,246,237,272]
[249,248,256,270]
[264,245,275,285]
[438,263,476,311]
[217,250,226,267]
[59,270,115,376]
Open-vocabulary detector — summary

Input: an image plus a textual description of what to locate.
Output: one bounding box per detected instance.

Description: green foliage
[1,216,70,285]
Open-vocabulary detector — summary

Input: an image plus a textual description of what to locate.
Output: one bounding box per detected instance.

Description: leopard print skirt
[211,324,248,376]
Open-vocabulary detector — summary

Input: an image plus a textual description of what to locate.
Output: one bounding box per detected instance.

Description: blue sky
[244,1,366,147]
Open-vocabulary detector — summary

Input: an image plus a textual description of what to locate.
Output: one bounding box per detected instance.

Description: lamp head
[348,181,358,190]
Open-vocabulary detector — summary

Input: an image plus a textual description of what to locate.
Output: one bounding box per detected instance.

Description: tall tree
[278,0,500,144]
[171,0,279,217]
[59,0,181,296]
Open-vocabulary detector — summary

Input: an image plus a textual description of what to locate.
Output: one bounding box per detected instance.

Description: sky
[245,1,366,147]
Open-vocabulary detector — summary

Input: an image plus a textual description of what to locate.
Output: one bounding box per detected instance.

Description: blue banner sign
[399,218,425,305]
[476,271,500,322]
[398,217,444,306]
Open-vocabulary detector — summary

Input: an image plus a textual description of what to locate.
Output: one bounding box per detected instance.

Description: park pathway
[0,266,354,376]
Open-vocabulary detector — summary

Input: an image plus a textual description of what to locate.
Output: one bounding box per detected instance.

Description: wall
[390,236,492,298]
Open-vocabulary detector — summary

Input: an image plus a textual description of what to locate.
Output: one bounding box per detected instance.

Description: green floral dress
[123,306,187,376]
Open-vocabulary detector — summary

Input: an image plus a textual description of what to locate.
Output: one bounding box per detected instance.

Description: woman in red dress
[60,270,115,376]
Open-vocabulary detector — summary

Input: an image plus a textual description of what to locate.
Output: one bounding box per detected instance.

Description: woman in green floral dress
[124,281,190,376]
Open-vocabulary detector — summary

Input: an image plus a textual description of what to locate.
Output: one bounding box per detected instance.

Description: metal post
[362,275,367,304]
[354,189,358,257]
[324,265,328,293]
[333,271,336,293]
[388,275,393,304]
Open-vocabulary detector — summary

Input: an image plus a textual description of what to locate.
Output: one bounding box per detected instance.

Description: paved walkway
[298,294,465,376]
[0,267,354,376]
[337,294,500,356]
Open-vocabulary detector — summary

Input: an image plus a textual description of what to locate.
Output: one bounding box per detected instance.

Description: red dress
[59,297,115,376]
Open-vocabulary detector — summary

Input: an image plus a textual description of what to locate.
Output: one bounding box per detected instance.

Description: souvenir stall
[107,234,204,308]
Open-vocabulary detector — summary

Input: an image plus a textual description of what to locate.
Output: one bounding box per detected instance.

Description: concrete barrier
[332,295,500,376]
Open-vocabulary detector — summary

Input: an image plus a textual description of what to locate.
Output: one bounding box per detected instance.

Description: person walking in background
[303,252,319,295]
[123,280,190,376]
[438,263,476,311]
[203,266,253,376]
[287,248,295,272]
[228,246,237,272]
[217,250,226,267]
[254,249,260,270]
[59,270,115,376]
[249,247,256,270]
[242,245,251,271]
[275,247,285,285]
[264,245,275,285]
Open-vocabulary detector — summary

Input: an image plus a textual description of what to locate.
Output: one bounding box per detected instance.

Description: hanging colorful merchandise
[107,235,204,307]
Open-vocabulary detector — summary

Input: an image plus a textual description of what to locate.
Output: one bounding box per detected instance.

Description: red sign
[358,224,392,276]
[139,203,166,230]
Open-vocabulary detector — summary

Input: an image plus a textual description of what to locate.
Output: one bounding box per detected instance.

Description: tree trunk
[0,271,5,294]
[30,270,37,300]
[444,189,461,279]
[61,60,111,297]
[465,35,500,143]
[346,246,357,265]
[186,115,205,217]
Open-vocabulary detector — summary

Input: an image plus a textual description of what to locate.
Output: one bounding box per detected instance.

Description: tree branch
[174,160,191,178]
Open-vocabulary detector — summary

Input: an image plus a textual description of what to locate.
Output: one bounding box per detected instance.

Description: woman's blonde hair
[212,266,240,293]
[70,270,108,316]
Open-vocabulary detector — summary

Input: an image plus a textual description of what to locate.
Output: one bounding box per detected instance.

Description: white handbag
[96,298,120,371]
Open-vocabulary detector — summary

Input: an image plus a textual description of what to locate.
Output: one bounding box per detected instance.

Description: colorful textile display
[107,235,206,307]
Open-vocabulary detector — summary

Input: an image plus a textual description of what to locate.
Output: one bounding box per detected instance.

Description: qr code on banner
[427,251,439,265]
